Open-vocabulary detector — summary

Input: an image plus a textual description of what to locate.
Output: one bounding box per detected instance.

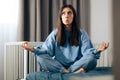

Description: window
[0,0,19,80]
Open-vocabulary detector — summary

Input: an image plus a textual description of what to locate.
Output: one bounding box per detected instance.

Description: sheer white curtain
[0,0,19,80]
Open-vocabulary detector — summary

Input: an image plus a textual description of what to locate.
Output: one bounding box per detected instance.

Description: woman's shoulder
[47,29,57,39]
[50,29,57,35]
[79,28,87,34]
[45,29,57,41]
[79,28,89,39]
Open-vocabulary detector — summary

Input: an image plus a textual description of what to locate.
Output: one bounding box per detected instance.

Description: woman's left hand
[97,41,109,52]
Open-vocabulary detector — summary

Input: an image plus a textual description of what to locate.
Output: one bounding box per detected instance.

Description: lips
[65,19,69,21]
[65,20,69,23]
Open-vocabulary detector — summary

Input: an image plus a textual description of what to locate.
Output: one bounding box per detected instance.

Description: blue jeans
[36,54,97,73]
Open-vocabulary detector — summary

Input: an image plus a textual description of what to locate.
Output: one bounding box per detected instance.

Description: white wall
[90,0,113,45]
[89,0,113,68]
[0,0,19,80]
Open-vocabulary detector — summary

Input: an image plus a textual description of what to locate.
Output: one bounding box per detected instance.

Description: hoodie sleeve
[33,30,57,57]
[80,29,100,59]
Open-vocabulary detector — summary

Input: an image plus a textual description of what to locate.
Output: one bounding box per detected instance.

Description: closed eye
[68,11,72,15]
[61,12,65,15]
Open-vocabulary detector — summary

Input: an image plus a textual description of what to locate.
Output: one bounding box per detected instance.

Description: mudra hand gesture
[97,41,109,52]
[22,42,34,52]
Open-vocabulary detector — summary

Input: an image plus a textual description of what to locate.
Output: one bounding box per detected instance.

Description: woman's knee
[87,54,96,62]
[36,54,53,71]
[83,54,97,71]
[37,56,44,64]
[36,54,52,63]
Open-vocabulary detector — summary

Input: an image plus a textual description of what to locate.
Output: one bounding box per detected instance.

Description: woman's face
[61,7,74,26]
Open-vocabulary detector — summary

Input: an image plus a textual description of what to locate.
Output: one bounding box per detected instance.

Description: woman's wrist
[97,50,101,53]
[30,47,34,52]
[97,49,102,53]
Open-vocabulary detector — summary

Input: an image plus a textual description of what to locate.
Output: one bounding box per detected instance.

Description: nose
[64,13,69,18]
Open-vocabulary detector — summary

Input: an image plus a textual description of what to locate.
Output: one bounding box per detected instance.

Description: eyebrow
[62,10,73,14]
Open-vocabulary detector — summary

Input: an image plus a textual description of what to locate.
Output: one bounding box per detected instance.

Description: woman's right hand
[22,42,34,52]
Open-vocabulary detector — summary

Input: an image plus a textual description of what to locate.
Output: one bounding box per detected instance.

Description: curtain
[17,0,79,74]
[18,0,90,41]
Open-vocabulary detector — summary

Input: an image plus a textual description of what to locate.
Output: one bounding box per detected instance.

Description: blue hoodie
[33,29,100,68]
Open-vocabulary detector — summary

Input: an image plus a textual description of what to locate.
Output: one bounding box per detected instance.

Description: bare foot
[74,68,85,74]
[63,69,69,73]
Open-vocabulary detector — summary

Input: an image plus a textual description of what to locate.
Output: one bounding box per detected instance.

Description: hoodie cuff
[93,49,101,59]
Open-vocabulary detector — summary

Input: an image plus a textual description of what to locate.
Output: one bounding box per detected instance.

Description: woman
[22,5,109,74]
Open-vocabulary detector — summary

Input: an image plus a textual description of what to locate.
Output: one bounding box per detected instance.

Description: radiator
[4,42,112,80]
[4,42,43,80]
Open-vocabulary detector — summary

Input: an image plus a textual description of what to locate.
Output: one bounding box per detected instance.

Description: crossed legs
[36,54,97,73]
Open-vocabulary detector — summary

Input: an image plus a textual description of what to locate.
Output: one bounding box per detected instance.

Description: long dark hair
[56,4,80,46]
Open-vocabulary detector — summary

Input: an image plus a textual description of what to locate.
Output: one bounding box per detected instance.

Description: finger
[106,42,109,48]
[104,42,109,50]
[102,42,106,47]
[22,42,28,48]
[22,42,25,47]
[24,41,28,44]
